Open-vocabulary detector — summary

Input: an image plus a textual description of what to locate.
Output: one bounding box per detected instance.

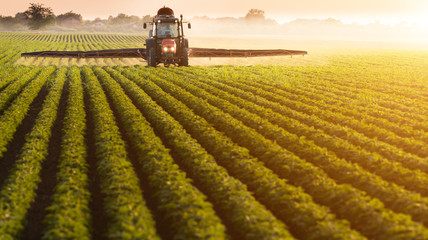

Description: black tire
[147,48,157,67]
[179,48,189,67]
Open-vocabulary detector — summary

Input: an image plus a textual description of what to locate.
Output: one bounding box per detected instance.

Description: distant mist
[187,16,428,43]
[1,8,427,43]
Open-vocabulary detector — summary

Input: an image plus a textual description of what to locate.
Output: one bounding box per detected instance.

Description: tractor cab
[156,21,179,38]
[144,7,191,67]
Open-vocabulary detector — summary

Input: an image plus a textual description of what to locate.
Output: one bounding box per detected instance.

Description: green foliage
[81,66,160,239]
[24,3,56,30]
[138,67,428,240]
[245,9,265,22]
[108,13,141,25]
[0,16,19,29]
[0,66,63,238]
[42,66,90,240]
[0,67,40,112]
[56,11,82,27]
[103,66,296,239]
[0,66,55,157]
[0,33,428,239]
[115,66,365,240]
[91,66,227,239]
[170,66,428,225]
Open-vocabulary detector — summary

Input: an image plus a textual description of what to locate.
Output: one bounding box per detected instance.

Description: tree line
[0,3,154,30]
[1,3,267,31]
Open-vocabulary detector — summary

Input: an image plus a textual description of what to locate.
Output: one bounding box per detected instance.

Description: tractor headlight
[163,47,168,52]
[171,47,175,52]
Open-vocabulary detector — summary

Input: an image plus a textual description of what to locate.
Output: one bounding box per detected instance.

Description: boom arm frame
[21,48,307,59]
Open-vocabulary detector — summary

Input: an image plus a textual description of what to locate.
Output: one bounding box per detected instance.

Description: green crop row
[0,49,13,61]
[81,66,160,240]
[0,33,146,66]
[0,66,31,90]
[0,66,56,157]
[310,71,428,115]
[85,65,229,239]
[181,67,428,176]
[173,68,428,193]
[0,48,18,65]
[289,79,428,133]
[101,66,296,240]
[168,67,428,226]
[116,66,366,240]
[197,65,428,134]
[0,33,144,45]
[0,66,66,239]
[218,70,428,156]
[42,66,91,240]
[0,47,23,65]
[315,70,428,106]
[141,67,428,240]
[246,62,428,109]
[0,67,40,112]
[101,65,295,239]
[88,66,227,240]
[210,72,428,158]
[249,64,427,111]
[262,79,428,144]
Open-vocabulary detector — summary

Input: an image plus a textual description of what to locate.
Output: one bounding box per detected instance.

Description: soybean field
[0,32,428,240]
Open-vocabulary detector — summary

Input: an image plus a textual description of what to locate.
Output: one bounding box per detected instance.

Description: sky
[0,0,427,26]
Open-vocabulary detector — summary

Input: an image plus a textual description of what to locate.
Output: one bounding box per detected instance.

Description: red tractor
[144,7,191,67]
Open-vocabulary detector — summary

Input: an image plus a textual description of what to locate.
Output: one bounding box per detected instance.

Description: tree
[142,15,153,23]
[108,13,141,25]
[245,9,265,23]
[0,16,19,29]
[15,12,29,25]
[56,11,82,26]
[24,3,55,30]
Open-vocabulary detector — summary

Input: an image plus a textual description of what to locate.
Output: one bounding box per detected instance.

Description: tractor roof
[154,16,178,23]
[157,7,174,16]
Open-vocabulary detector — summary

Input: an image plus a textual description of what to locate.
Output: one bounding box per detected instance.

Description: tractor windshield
[156,22,179,38]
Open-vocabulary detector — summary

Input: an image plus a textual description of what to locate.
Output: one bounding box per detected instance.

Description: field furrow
[292,81,428,132]
[0,32,427,239]
[114,66,365,240]
[97,66,293,240]
[0,66,55,157]
[222,65,428,120]
[0,67,66,238]
[209,76,428,158]
[158,67,428,225]
[172,68,428,175]
[42,66,91,240]
[82,66,160,239]
[85,65,227,239]
[124,66,428,240]
[255,80,428,143]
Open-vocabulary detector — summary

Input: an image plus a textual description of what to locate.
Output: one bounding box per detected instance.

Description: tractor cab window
[156,22,179,38]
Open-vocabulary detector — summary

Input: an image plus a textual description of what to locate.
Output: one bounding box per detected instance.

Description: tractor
[144,7,191,67]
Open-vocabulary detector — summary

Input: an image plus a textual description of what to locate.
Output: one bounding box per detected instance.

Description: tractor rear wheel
[179,48,189,67]
[147,48,157,67]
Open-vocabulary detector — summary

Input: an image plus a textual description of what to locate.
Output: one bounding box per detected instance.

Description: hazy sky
[1,0,427,25]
